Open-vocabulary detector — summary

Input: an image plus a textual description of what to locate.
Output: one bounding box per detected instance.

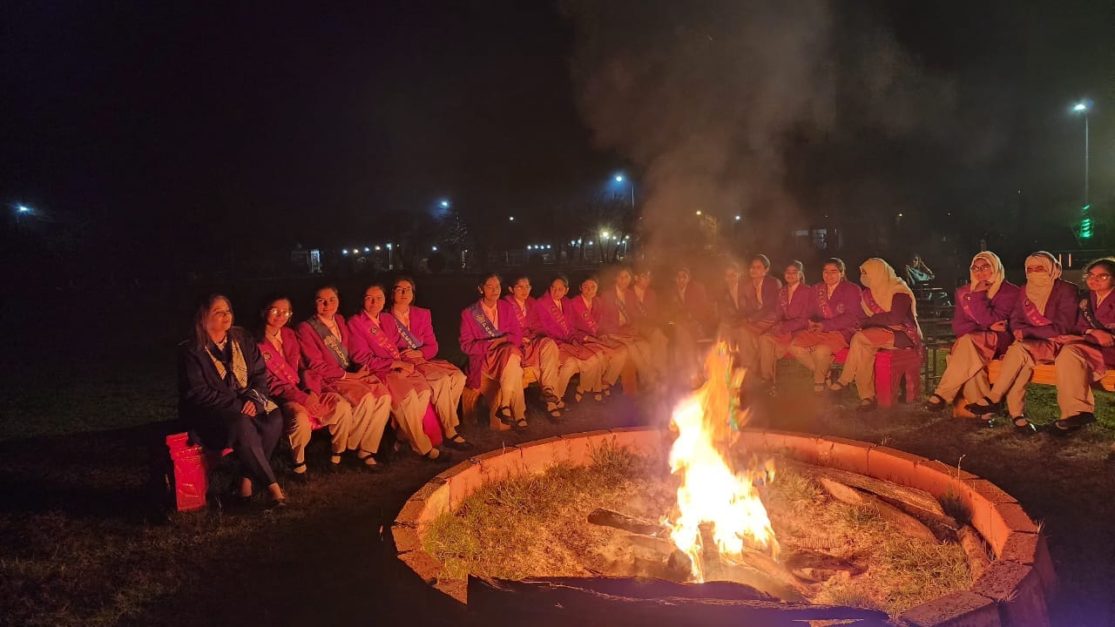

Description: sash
[613,292,632,325]
[1021,297,1052,327]
[543,298,573,336]
[363,314,402,359]
[863,290,922,347]
[577,299,600,335]
[391,312,424,350]
[307,317,351,368]
[259,341,299,386]
[470,303,503,338]
[816,284,835,319]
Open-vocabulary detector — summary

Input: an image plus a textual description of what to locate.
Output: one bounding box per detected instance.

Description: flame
[666,342,778,581]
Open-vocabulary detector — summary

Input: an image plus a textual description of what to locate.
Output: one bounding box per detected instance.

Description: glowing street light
[600,230,611,240]
[374,245,381,251]
[734,215,741,221]
[439,199,451,210]
[695,210,702,216]
[431,245,439,252]
[1071,99,1091,205]
[17,204,31,213]
[611,172,635,208]
[509,216,515,222]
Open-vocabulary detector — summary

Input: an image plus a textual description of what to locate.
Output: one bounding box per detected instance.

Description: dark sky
[2,1,1112,254]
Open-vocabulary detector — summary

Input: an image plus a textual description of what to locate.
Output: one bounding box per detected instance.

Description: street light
[439,199,450,209]
[1071,100,1091,206]
[509,216,515,222]
[612,172,635,208]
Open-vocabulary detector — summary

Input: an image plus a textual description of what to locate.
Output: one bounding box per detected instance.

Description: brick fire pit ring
[392,427,1055,626]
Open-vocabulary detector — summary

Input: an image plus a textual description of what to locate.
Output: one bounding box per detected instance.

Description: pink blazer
[348,311,403,377]
[296,315,356,384]
[459,299,524,388]
[568,295,606,337]
[533,296,582,344]
[382,306,440,361]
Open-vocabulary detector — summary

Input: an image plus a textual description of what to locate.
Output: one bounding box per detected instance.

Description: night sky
[2,1,1112,268]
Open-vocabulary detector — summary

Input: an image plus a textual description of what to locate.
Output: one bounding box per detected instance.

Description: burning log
[467,575,892,627]
[587,508,668,537]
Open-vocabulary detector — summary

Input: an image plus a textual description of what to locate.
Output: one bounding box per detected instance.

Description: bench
[832,347,921,408]
[950,357,1115,418]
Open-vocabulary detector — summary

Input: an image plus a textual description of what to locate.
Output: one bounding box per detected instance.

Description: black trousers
[195,407,283,486]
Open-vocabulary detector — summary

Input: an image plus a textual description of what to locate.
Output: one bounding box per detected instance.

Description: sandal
[541,388,561,405]
[514,419,528,430]
[1012,416,1037,435]
[495,406,514,425]
[856,398,878,413]
[1054,412,1095,432]
[446,434,474,451]
[924,394,948,413]
[356,451,383,472]
[290,461,310,483]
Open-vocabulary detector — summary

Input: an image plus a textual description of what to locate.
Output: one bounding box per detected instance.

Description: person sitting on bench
[789,258,864,393]
[178,294,286,508]
[1053,257,1115,434]
[925,252,1020,413]
[459,273,528,429]
[965,251,1079,434]
[830,258,922,412]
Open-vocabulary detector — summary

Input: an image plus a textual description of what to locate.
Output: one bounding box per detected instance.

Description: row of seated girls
[926,251,1113,436]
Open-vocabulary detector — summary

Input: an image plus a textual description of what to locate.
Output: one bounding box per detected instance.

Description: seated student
[349,284,461,459]
[630,266,670,381]
[790,258,864,392]
[570,275,631,395]
[664,266,714,383]
[966,251,1079,433]
[296,286,394,469]
[758,260,814,387]
[459,273,528,429]
[830,258,922,411]
[381,276,470,449]
[178,294,286,507]
[1053,258,1115,433]
[504,274,570,419]
[533,275,605,402]
[258,295,361,479]
[717,255,781,370]
[925,252,1020,412]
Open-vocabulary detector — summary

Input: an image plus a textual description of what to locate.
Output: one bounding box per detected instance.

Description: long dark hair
[192,293,232,350]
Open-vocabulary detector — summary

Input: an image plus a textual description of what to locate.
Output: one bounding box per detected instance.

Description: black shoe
[541,388,561,405]
[327,460,343,474]
[289,462,310,483]
[1054,412,1095,433]
[425,449,454,464]
[925,394,948,413]
[856,398,878,413]
[445,434,474,451]
[964,396,1001,417]
[495,406,514,426]
[1012,416,1038,435]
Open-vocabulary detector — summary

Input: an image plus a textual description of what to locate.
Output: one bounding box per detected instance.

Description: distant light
[17,204,31,214]
[695,210,702,216]
[439,199,450,209]
[431,245,439,252]
[587,240,594,246]
[375,245,382,251]
[386,243,393,250]
[509,216,515,222]
[546,244,551,250]
[624,235,630,240]
[1073,101,1089,113]
[527,245,533,250]
[601,230,610,240]
[734,215,741,221]
[614,174,625,183]
[577,238,582,244]
[364,247,370,253]
[897,213,904,218]
[570,240,575,246]
[342,249,350,256]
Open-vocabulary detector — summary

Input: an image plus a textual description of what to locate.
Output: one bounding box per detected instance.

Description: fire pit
[393,349,1055,626]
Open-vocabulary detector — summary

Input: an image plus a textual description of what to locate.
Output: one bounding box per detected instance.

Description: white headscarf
[1023,251,1063,313]
[969,251,1006,299]
[859,258,917,317]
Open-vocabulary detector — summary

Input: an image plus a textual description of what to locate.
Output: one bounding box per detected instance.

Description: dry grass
[426,450,971,618]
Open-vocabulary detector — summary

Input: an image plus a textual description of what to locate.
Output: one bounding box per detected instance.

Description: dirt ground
[3,377,1114,626]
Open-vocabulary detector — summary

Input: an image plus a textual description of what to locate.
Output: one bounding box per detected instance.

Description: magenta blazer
[813,281,865,342]
[503,295,543,338]
[381,306,441,361]
[1075,290,1115,367]
[773,284,816,335]
[296,315,357,384]
[533,296,582,344]
[953,282,1020,356]
[568,295,606,337]
[1010,279,1080,340]
[459,299,524,388]
[348,311,403,377]
[259,327,323,406]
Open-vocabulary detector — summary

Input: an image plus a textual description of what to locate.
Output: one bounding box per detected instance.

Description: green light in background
[1080,204,1093,240]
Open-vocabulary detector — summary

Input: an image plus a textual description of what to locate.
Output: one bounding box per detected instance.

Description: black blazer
[177,327,270,423]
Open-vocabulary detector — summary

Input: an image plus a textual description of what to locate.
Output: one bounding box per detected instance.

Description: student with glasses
[925,252,1020,414]
[966,252,1079,433]
[258,295,362,479]
[1053,258,1115,433]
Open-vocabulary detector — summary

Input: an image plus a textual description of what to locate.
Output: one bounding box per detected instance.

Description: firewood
[957,525,991,581]
[467,576,891,626]
[782,548,865,582]
[784,458,957,529]
[818,477,938,543]
[587,508,668,537]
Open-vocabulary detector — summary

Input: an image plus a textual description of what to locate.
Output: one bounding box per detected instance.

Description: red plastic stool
[874,348,922,408]
[421,403,443,447]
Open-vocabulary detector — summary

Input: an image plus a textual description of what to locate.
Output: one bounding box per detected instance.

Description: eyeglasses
[970,264,993,272]
[1084,273,1112,281]
[268,308,293,318]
